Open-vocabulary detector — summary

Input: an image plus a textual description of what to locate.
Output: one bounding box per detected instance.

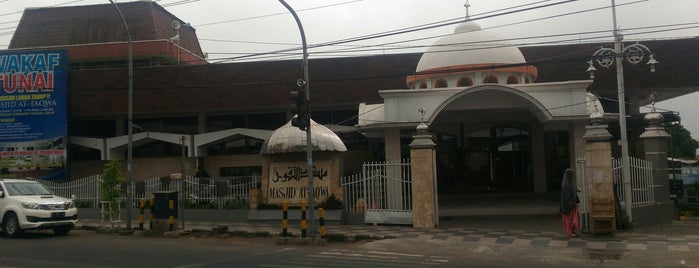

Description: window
[483,75,498,84]
[507,76,519,84]
[457,77,473,87]
[419,82,428,89]
[434,79,448,88]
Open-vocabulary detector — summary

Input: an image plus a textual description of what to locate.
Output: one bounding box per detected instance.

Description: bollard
[319,208,326,238]
[301,200,307,239]
[168,199,175,231]
[149,196,155,230]
[281,201,288,237]
[138,199,145,230]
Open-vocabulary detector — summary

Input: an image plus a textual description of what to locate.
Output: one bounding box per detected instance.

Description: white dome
[415,21,527,72]
[260,119,347,155]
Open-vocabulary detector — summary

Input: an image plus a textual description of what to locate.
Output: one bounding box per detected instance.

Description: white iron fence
[29,175,260,209]
[613,156,655,208]
[340,159,412,225]
[575,157,589,233]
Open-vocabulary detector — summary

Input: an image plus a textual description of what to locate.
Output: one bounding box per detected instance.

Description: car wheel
[53,226,71,236]
[3,213,23,238]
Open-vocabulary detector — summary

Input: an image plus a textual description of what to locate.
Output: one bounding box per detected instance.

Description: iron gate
[341,159,412,225]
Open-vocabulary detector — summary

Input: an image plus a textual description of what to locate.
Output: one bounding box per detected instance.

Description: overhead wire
[193,0,363,27]
[201,21,699,63]
[212,0,579,63]
[312,0,649,55]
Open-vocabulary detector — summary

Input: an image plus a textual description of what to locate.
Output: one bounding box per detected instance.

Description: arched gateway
[356,5,601,220]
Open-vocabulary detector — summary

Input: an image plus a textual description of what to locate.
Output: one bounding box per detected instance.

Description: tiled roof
[10,1,203,59]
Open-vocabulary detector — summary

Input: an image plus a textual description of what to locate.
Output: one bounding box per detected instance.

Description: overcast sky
[1,0,698,146]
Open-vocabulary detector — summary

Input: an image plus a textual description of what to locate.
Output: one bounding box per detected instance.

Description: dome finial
[464,0,471,19]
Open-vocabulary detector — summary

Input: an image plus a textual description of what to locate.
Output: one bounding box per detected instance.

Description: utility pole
[610,0,634,226]
[109,0,133,230]
[587,1,658,227]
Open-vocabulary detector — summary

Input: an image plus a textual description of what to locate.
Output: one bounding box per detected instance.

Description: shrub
[101,160,124,212]
[318,194,343,209]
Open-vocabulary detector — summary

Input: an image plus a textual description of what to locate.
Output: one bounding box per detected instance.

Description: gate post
[409,122,438,228]
[582,114,616,234]
[638,104,673,224]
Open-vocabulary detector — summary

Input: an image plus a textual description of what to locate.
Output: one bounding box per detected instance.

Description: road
[0,229,696,267]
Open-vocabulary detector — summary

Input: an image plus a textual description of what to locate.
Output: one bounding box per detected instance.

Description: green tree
[665,123,699,159]
[101,160,124,212]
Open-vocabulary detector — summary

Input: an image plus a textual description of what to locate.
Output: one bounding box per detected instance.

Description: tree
[101,160,124,212]
[665,123,699,159]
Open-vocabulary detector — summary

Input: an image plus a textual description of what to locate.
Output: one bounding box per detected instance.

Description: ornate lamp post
[586,0,658,226]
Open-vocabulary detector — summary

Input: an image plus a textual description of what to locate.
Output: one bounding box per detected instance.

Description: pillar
[531,121,546,192]
[409,123,438,228]
[384,128,403,209]
[583,116,616,234]
[384,128,401,162]
[637,107,673,225]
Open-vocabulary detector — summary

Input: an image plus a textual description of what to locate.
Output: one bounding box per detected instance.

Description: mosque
[2,1,698,226]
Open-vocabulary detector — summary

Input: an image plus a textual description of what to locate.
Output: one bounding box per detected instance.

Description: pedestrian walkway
[76,215,699,253]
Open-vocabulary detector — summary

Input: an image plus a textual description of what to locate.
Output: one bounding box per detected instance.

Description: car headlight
[67,202,75,209]
[22,202,40,210]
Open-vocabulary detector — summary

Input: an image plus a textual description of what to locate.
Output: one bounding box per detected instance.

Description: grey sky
[1,0,698,145]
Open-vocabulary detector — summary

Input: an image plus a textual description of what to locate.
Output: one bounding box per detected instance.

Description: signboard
[0,50,68,180]
[268,160,333,205]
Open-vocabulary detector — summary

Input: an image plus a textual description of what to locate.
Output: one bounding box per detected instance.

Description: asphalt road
[0,229,696,267]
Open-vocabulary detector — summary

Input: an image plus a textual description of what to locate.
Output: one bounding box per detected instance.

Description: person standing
[560,168,580,238]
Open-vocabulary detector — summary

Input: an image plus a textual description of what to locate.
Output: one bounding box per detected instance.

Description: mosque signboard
[267,160,333,205]
[0,50,68,180]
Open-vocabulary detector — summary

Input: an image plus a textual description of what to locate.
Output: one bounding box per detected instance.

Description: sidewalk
[75,209,699,253]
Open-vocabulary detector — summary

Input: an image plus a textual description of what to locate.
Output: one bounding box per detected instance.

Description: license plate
[51,212,65,218]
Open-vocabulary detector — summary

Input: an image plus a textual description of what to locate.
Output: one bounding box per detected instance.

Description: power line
[202,22,698,63]
[193,0,363,27]
[208,0,669,62]
[212,0,579,63]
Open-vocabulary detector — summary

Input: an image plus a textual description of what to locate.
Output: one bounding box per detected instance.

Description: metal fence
[613,156,655,208]
[575,157,589,233]
[340,159,412,225]
[30,175,260,209]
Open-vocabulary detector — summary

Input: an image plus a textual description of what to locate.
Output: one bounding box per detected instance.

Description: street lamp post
[109,0,134,230]
[586,0,658,227]
[278,0,316,236]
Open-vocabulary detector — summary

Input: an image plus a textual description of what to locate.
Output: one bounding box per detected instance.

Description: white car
[0,179,78,238]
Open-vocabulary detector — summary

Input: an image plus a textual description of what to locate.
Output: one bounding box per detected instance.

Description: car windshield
[5,182,52,196]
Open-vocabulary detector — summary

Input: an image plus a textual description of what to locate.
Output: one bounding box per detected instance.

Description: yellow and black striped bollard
[319,208,326,239]
[301,200,307,238]
[149,196,155,230]
[168,199,175,231]
[138,199,145,230]
[281,201,288,237]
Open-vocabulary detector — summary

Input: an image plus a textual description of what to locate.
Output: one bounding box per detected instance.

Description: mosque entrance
[436,125,532,194]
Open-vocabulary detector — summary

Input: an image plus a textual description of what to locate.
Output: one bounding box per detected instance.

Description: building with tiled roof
[10,1,206,67]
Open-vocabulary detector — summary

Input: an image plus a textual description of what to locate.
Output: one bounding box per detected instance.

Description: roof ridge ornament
[464,0,471,19]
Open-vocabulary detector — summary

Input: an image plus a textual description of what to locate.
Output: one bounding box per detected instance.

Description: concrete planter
[247,209,343,221]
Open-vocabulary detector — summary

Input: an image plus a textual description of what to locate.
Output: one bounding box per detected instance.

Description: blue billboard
[0,50,68,180]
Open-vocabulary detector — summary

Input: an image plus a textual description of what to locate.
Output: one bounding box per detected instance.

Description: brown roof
[67,38,699,120]
[68,53,421,119]
[521,38,699,108]
[10,1,203,59]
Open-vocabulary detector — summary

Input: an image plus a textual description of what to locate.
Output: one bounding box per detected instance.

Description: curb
[78,223,380,243]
